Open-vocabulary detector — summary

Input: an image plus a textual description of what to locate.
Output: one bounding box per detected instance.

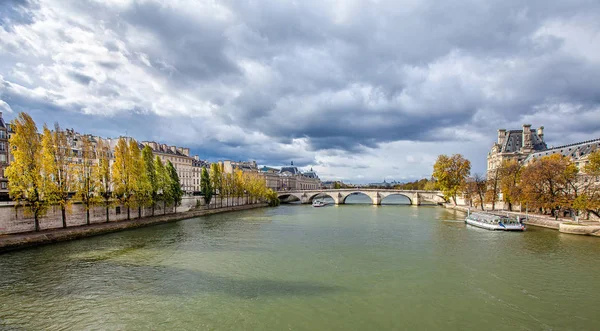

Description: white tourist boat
[312,200,328,207]
[465,210,525,231]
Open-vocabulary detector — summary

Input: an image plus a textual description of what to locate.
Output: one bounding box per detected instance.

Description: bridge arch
[342,192,374,204]
[380,193,412,205]
[308,192,337,204]
[277,193,301,204]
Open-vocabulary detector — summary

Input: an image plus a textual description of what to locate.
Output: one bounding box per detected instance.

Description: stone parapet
[559,223,600,236]
[0,203,268,253]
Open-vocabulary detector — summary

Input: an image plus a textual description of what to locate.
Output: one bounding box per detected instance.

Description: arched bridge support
[412,193,420,206]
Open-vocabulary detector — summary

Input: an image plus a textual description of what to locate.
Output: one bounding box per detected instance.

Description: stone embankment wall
[0,203,269,253]
[0,196,252,235]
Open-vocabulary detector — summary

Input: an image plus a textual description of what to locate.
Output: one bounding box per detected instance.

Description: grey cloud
[69,71,95,85]
[1,0,600,181]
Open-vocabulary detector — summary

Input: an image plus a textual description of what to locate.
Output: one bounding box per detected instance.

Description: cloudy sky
[1,0,600,183]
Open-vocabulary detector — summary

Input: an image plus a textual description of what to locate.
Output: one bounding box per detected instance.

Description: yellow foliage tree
[73,135,100,225]
[41,124,74,228]
[520,154,578,215]
[112,138,134,219]
[5,112,46,231]
[499,159,522,211]
[97,139,113,222]
[432,154,471,205]
[129,140,151,218]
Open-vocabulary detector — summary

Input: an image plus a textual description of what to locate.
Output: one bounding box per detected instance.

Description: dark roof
[524,138,600,163]
[280,166,300,175]
[193,159,210,168]
[303,171,319,179]
[501,129,547,153]
[0,114,6,129]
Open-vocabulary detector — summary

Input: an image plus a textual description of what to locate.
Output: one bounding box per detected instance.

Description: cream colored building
[488,124,600,174]
[487,124,547,176]
[0,112,9,199]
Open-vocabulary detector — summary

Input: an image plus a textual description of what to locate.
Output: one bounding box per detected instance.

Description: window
[1,182,6,189]
[116,206,121,215]
[0,154,6,163]
[0,142,5,151]
[0,131,5,139]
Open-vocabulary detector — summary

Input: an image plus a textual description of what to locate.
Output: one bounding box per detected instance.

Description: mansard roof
[501,130,547,153]
[524,138,600,163]
[192,159,210,168]
[280,166,300,175]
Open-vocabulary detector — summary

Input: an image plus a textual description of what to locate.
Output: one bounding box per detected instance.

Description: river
[1,195,598,330]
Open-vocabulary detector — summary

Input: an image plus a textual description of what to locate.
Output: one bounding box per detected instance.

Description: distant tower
[291,161,294,166]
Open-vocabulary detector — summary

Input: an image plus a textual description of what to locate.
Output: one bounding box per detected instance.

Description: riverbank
[0,203,269,253]
[444,204,600,237]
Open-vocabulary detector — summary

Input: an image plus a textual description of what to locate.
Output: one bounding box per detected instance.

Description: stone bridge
[277,189,446,206]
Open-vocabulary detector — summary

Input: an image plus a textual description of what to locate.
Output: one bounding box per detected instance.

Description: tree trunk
[164,201,167,215]
[152,204,155,216]
[508,202,513,211]
[34,213,40,232]
[86,208,90,226]
[138,206,142,219]
[127,207,130,220]
[61,207,67,228]
[106,205,110,223]
[452,196,457,206]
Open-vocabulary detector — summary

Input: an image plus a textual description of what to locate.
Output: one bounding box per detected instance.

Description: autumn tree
[201,166,212,207]
[74,135,100,225]
[582,150,600,217]
[499,159,522,211]
[167,160,183,212]
[42,124,74,228]
[234,169,245,205]
[5,112,47,231]
[142,146,158,216]
[112,138,133,219]
[210,163,222,208]
[485,168,500,210]
[155,156,172,214]
[97,139,113,222]
[130,141,150,218]
[432,154,471,205]
[520,154,577,215]
[472,174,487,210]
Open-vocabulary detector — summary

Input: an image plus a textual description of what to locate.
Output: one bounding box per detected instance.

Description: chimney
[183,148,190,156]
[194,155,199,161]
[537,126,544,142]
[497,129,506,145]
[170,146,177,153]
[522,124,532,148]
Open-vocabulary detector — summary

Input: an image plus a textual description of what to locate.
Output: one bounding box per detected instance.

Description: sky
[1,0,600,183]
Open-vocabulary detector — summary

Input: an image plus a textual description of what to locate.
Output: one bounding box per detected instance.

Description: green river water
[1,195,599,330]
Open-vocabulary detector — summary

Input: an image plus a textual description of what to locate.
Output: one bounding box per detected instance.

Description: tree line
[392,178,440,191]
[432,152,600,220]
[6,112,279,232]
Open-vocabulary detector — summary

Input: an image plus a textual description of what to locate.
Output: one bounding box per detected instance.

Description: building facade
[488,124,600,174]
[272,164,321,190]
[523,138,600,171]
[140,141,199,193]
[0,112,9,199]
[487,124,547,175]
